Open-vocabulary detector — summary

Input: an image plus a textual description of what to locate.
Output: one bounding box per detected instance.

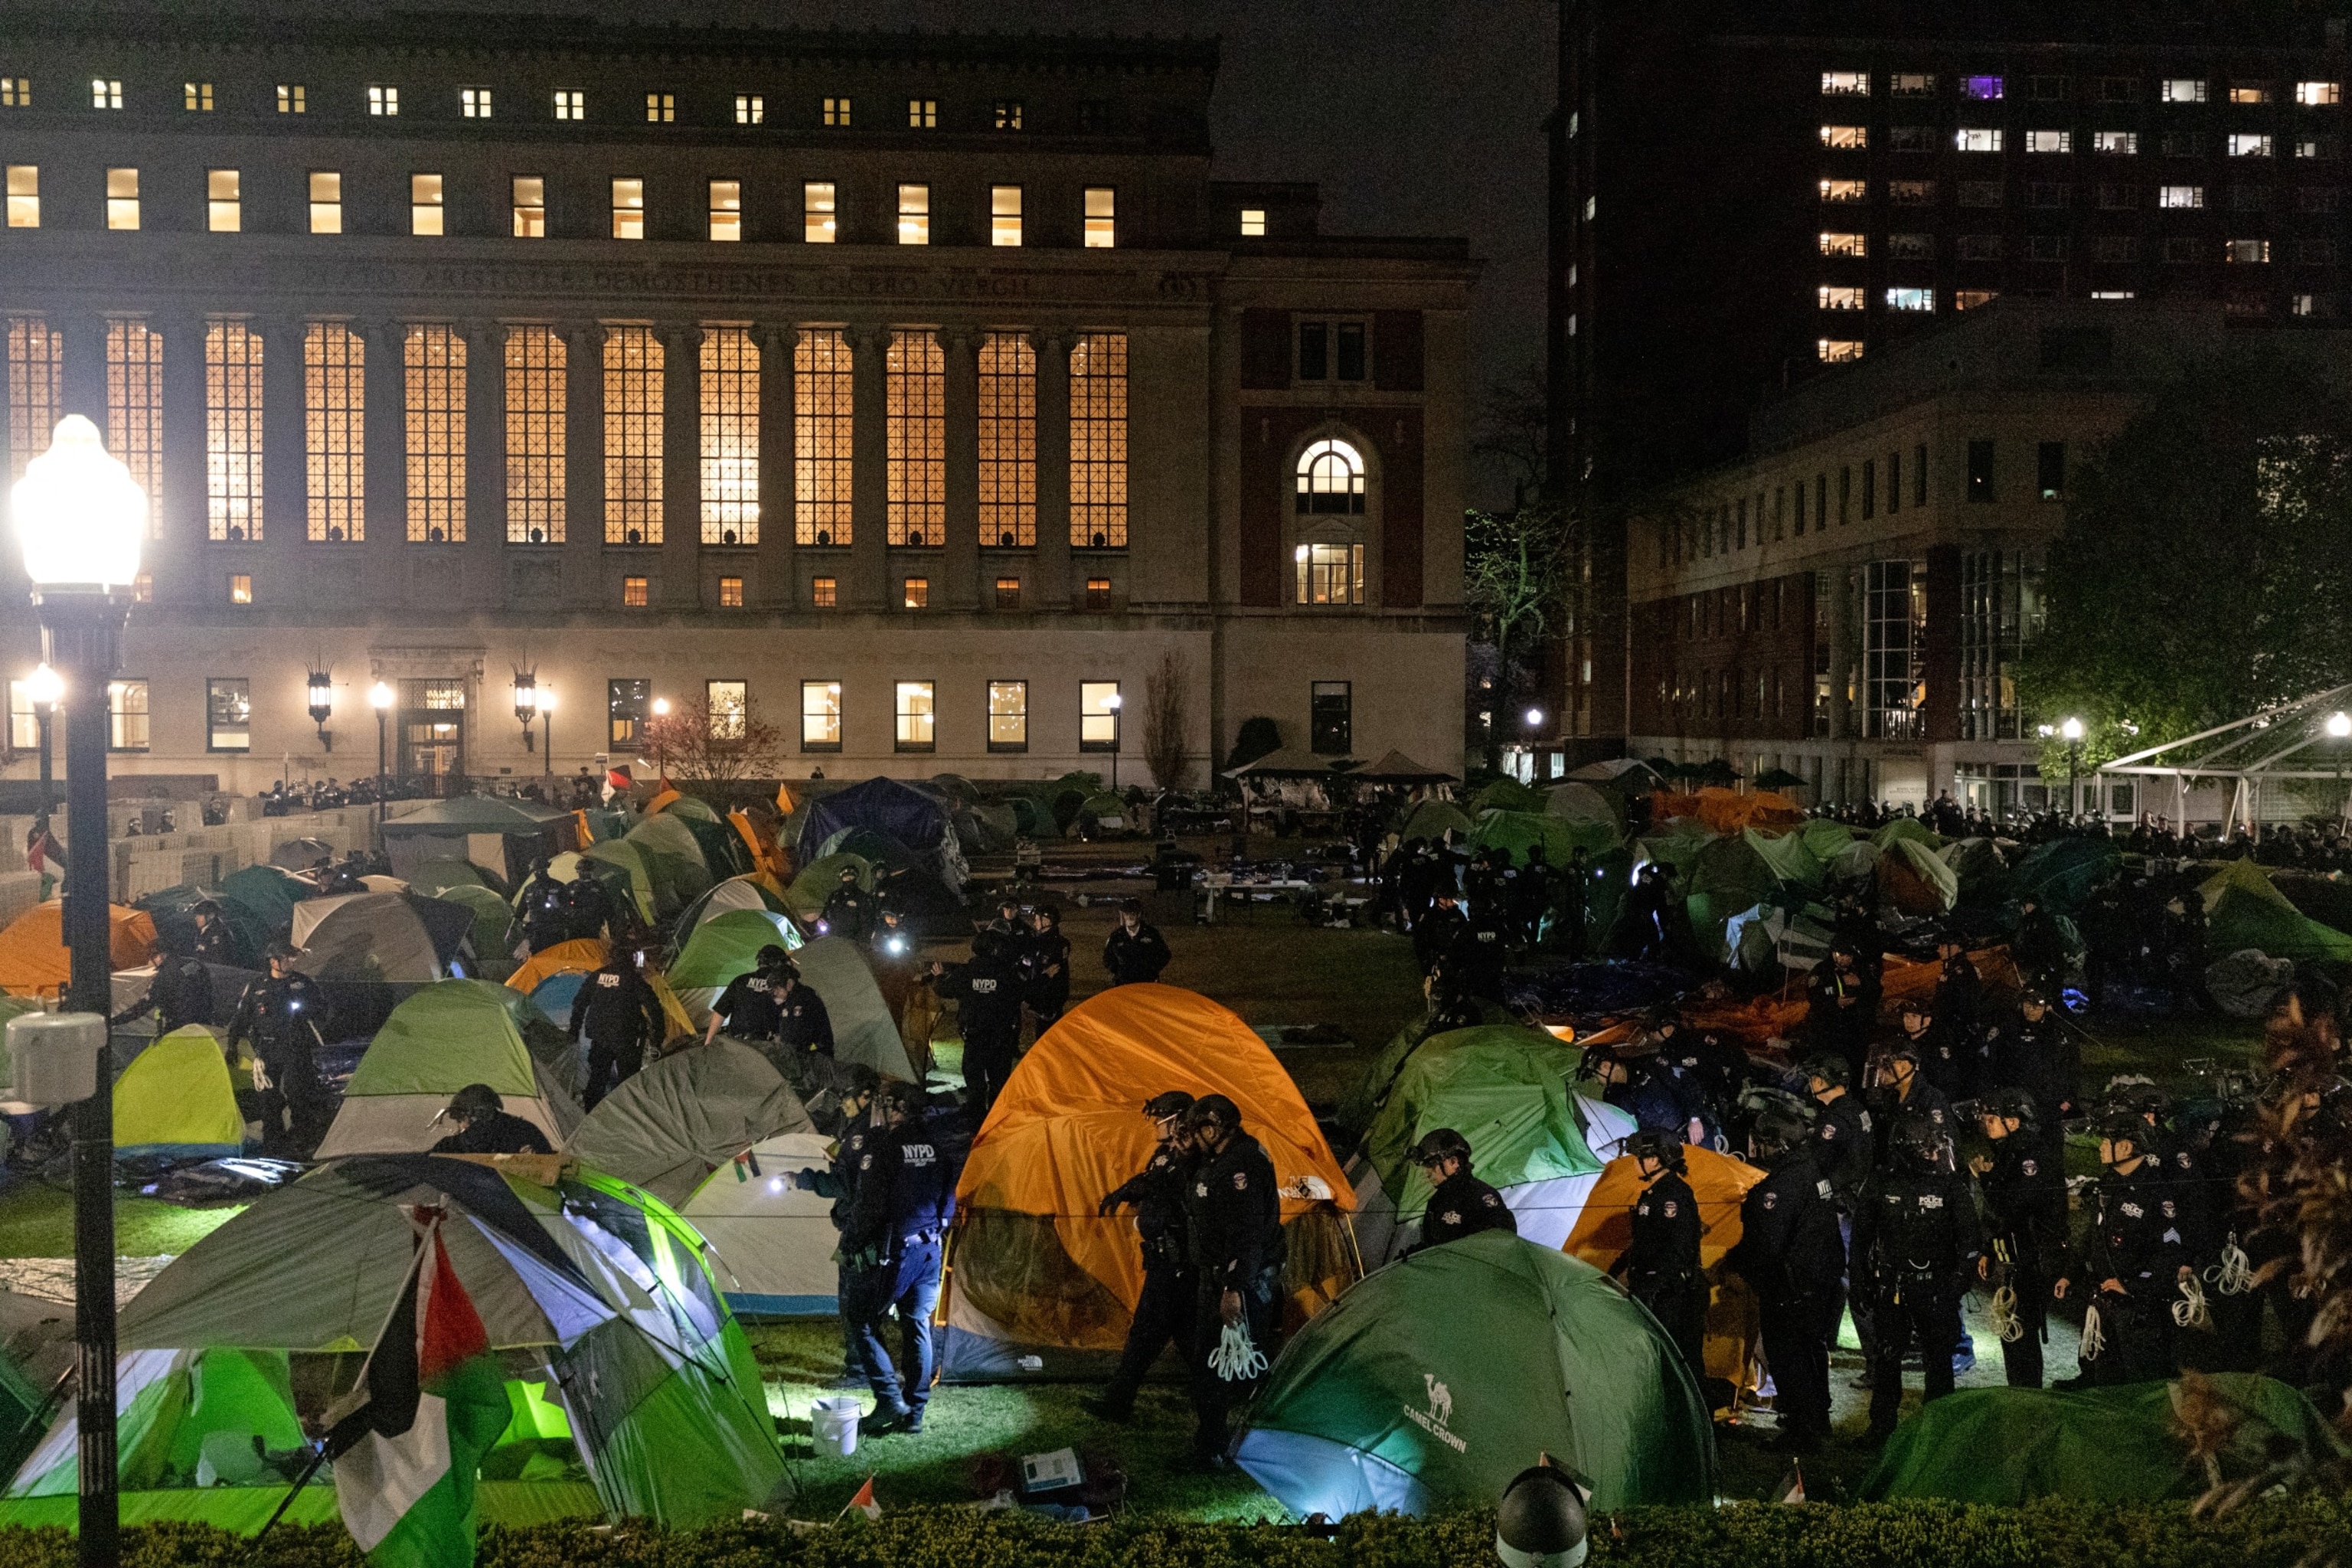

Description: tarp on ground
[793,778,962,892]
[113,1026,243,1162]
[314,980,583,1157]
[681,1133,843,1316]
[789,936,920,1084]
[1880,837,1961,915]
[667,910,801,1024]
[2199,856,2352,963]
[1398,799,1475,844]
[568,1040,813,1207]
[1347,1026,1605,1263]
[943,984,1356,1377]
[1468,808,1614,867]
[2012,835,2122,914]
[1860,1374,2347,1504]
[289,890,475,985]
[1234,1230,1715,1516]
[1652,787,1804,837]
[0,902,158,997]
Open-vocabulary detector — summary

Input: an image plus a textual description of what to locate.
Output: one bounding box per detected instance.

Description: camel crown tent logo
[1405,1371,1465,1452]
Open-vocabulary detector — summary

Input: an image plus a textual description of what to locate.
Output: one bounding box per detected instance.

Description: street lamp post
[2061,716,2086,820]
[2328,711,2351,825]
[649,696,671,780]
[369,681,394,824]
[537,687,555,776]
[1104,691,1122,792]
[12,413,146,1568]
[26,661,61,815]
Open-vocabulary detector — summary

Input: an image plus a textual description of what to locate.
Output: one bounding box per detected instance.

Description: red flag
[1775,1459,1805,1504]
[847,1477,880,1521]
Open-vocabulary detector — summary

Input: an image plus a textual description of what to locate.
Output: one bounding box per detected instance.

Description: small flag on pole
[1774,1459,1805,1504]
[843,1476,880,1521]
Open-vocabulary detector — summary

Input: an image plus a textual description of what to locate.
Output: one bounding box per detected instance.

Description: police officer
[870,905,916,962]
[1854,1118,1981,1445]
[1806,946,1876,1083]
[1447,891,1511,1003]
[1407,1128,1517,1253]
[771,955,835,1060]
[516,860,570,953]
[1591,1046,1710,1145]
[1803,1057,1875,1208]
[430,1083,555,1155]
[789,1068,884,1387]
[226,943,332,1155]
[1021,905,1073,1028]
[561,873,612,944]
[1086,1091,1198,1423]
[1178,1094,1284,1469]
[930,929,1026,1122]
[1986,991,2080,1124]
[2053,1109,2191,1387]
[1104,902,1173,986]
[115,932,216,1034]
[843,1083,963,1435]
[1899,998,1972,1102]
[1614,1129,1713,1402]
[187,898,235,964]
[571,949,662,1109]
[820,867,873,944]
[1969,1086,2066,1388]
[1413,890,1468,975]
[1932,936,1984,1036]
[1867,1040,1952,1164]
[1728,1107,1844,1452]
[704,945,790,1044]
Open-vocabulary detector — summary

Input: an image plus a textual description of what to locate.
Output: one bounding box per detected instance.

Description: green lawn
[0,1180,243,1259]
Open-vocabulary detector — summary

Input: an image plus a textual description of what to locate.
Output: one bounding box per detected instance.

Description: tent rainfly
[567,1040,813,1206]
[314,980,582,1157]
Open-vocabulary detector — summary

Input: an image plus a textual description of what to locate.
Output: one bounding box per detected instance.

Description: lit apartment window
[1955,127,2004,152]
[994,578,1022,610]
[368,85,398,116]
[2301,136,2341,158]
[204,318,264,541]
[410,173,444,236]
[203,168,240,232]
[403,324,466,542]
[803,181,835,242]
[1085,577,1113,611]
[106,680,149,751]
[604,325,663,544]
[106,167,139,230]
[1240,207,1266,236]
[1820,124,1867,149]
[1890,73,1935,96]
[896,680,936,750]
[897,183,929,244]
[1956,289,2001,309]
[622,576,648,607]
[1889,178,1935,204]
[1962,75,2004,100]
[2163,77,2209,103]
[310,172,342,234]
[1818,178,1867,202]
[462,87,492,118]
[2226,238,2272,263]
[1296,437,1366,514]
[736,93,763,125]
[2299,81,2342,106]
[1819,231,1867,256]
[991,184,1023,245]
[512,176,545,237]
[2159,184,2206,207]
[554,90,584,120]
[2230,82,2273,105]
[887,331,946,546]
[2229,134,2274,158]
[103,318,162,538]
[8,317,63,484]
[1080,681,1122,749]
[1085,186,1116,246]
[506,326,565,544]
[718,575,744,606]
[206,678,250,750]
[811,577,837,609]
[700,326,759,544]
[1818,285,1865,310]
[1,79,28,107]
[1821,70,1870,96]
[978,332,1037,547]
[707,178,742,240]
[2095,131,2139,154]
[908,97,936,129]
[1295,542,1365,606]
[92,78,121,110]
[305,322,364,543]
[902,577,929,609]
[227,575,252,606]
[706,680,747,740]
[2295,292,2320,315]
[645,92,675,124]
[185,81,213,112]
[1818,338,1865,362]
[1886,287,1935,312]
[795,328,852,545]
[2025,129,2073,153]
[823,96,851,126]
[802,679,841,748]
[277,84,305,113]
[5,165,34,228]
[612,178,644,239]
[1070,332,1127,547]
[988,679,1027,749]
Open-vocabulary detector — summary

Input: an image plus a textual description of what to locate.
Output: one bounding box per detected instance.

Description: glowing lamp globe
[25,662,61,709]
[369,680,394,712]
[2060,717,2085,742]
[2328,711,2351,740]
[11,416,145,594]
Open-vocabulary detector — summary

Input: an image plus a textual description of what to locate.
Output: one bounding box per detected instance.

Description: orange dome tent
[0,902,158,998]
[505,936,610,996]
[942,982,1356,1379]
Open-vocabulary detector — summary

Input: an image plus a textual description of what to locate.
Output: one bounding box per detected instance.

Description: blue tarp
[794,779,953,875]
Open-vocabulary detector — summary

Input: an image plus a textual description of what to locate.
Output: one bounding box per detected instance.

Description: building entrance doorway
[397,678,468,787]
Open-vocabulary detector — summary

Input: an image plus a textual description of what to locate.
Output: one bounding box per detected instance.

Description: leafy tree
[1464,501,1576,773]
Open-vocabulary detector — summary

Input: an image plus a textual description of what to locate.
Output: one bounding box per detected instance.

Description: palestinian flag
[328,1220,511,1568]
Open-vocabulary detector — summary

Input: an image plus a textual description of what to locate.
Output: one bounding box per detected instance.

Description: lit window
[1818,338,1865,362]
[1080,681,1122,749]
[1890,73,1935,96]
[795,328,852,545]
[2091,289,2135,300]
[612,178,644,239]
[908,97,936,129]
[410,173,444,236]
[1295,437,1367,514]
[103,318,162,539]
[105,679,149,752]
[277,83,304,113]
[2162,78,2208,103]
[606,679,651,746]
[105,167,138,230]
[718,575,743,607]
[2159,183,2205,207]
[622,575,648,607]
[1961,75,2004,100]
[1955,289,2001,309]
[2094,131,2139,154]
[2294,292,2319,316]
[2025,129,2073,153]
[2299,81,2341,106]
[2230,83,2272,105]
[995,99,1024,129]
[811,577,837,609]
[646,93,675,123]
[1086,577,1112,611]
[1821,70,1870,96]
[978,332,1037,547]
[897,183,929,244]
[1820,124,1867,149]
[991,184,1023,245]
[554,90,584,120]
[5,165,34,228]
[887,331,946,546]
[309,171,342,234]
[823,96,851,126]
[1294,543,1364,606]
[207,168,240,232]
[736,93,763,125]
[604,325,663,544]
[1955,127,2004,152]
[305,322,364,544]
[1085,186,1116,247]
[2226,238,2272,263]
[2301,137,2339,158]
[802,679,841,748]
[708,178,741,240]
[1819,231,1867,256]
[226,576,251,607]
[505,326,565,544]
[462,87,492,118]
[903,577,929,609]
[1240,206,1266,236]
[1886,286,1935,311]
[1070,333,1126,547]
[1818,285,1865,310]
[803,181,835,243]
[92,78,121,110]
[512,176,545,237]
[1818,178,1867,201]
[368,85,398,116]
[185,81,213,112]
[2229,134,2274,158]
[994,577,1021,609]
[0,79,28,107]
[700,325,759,544]
[403,324,466,543]
[204,318,264,541]
[988,679,1027,750]
[706,680,747,740]
[8,317,62,485]
[895,681,935,751]
[1888,178,1935,204]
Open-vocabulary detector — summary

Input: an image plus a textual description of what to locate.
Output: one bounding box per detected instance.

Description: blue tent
[794,779,959,889]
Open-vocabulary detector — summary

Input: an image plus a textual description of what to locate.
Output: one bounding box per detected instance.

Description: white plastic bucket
[809,1396,862,1458]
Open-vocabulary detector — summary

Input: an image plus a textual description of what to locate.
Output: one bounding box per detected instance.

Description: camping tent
[289,890,476,984]
[667,910,801,1025]
[1398,799,1475,844]
[1566,756,1665,788]
[113,1027,244,1163]
[1007,796,1059,839]
[1350,749,1459,785]
[215,864,311,955]
[794,778,965,894]
[1565,1146,1766,1394]
[578,840,659,923]
[1880,837,1960,915]
[436,883,517,962]
[789,935,920,1084]
[1233,1230,1716,1515]
[568,1040,813,1205]
[679,1133,842,1316]
[942,984,1356,1379]
[782,852,872,925]
[1545,782,1623,837]
[11,1155,789,1530]
[377,795,574,884]
[675,874,793,943]
[506,938,610,998]
[1223,746,1359,779]
[1468,808,1614,867]
[2199,857,2352,964]
[404,857,504,898]
[314,981,583,1157]
[1347,1026,1608,1263]
[623,813,714,917]
[0,903,158,997]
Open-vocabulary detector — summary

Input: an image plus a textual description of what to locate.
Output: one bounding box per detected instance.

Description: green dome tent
[1077,792,1129,832]
[1879,836,1960,915]
[113,1027,244,1164]
[675,874,795,945]
[579,840,659,923]
[1234,1230,1716,1515]
[1544,782,1624,838]
[215,864,312,956]
[1398,799,1475,844]
[2012,835,2122,915]
[668,910,801,1024]
[1007,796,1059,839]
[1468,809,1613,867]
[569,1040,813,1205]
[681,1132,842,1316]
[623,813,713,917]
[436,881,517,962]
[1470,778,1550,815]
[1743,826,1824,891]
[782,852,873,923]
[659,793,723,824]
[789,935,920,1085]
[406,857,503,898]
[314,981,583,1157]
[1681,834,1779,953]
[2198,857,2352,964]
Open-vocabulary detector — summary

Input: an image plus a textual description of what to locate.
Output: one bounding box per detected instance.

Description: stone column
[756,325,795,609]
[942,327,980,611]
[564,323,603,598]
[362,320,407,589]
[1034,329,1073,610]
[57,312,103,426]
[850,325,889,610]
[662,325,701,610]
[1828,564,1857,747]
[155,313,207,609]
[464,322,505,608]
[261,317,307,590]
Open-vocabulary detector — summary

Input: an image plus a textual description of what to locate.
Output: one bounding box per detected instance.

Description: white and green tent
[681,1132,844,1316]
[567,1039,813,1206]
[315,981,582,1158]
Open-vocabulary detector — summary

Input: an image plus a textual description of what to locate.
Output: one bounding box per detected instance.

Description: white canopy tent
[2098,684,2352,833]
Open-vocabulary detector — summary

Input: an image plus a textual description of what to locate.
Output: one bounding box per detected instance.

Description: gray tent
[569,1040,813,1205]
[792,936,919,1084]
[378,796,575,884]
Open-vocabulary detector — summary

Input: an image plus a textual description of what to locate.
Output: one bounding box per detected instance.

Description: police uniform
[1096,1142,1197,1418]
[2065,1164,2188,1386]
[1809,1093,1875,1207]
[1728,1148,1845,1447]
[1445,902,1511,1003]
[843,1108,965,1426]
[188,917,235,965]
[569,961,662,1108]
[1868,1078,1953,1167]
[1622,1167,1709,1393]
[1021,925,1073,1025]
[1854,1162,1981,1438]
[119,952,215,1034]
[430,1109,554,1155]
[1412,902,1465,975]
[1987,1010,2080,1122]
[933,943,1026,1121]
[1180,1130,1285,1462]
[1103,920,1173,986]
[1978,1130,2066,1387]
[710,968,786,1041]
[774,980,835,1058]
[1414,1167,1517,1252]
[819,881,873,944]
[226,969,332,1155]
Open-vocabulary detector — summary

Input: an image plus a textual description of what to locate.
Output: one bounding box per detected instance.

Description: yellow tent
[1565,1147,1766,1393]
[114,1026,245,1159]
[0,902,158,997]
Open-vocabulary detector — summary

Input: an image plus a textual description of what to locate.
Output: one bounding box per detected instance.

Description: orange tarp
[0,902,158,998]
[957,983,1352,1317]
[1651,787,1805,837]
[1577,947,2022,1054]
[505,937,610,995]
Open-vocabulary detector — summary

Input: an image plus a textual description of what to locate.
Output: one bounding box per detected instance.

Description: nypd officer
[1406,1128,1517,1253]
[704,945,791,1045]
[929,929,1027,1122]
[1615,1129,1713,1402]
[1085,1091,1198,1423]
[570,948,663,1108]
[1178,1094,1284,1469]
[1728,1106,1844,1452]
[820,867,874,943]
[842,1083,963,1435]
[114,929,217,1034]
[1854,1118,1981,1446]
[769,954,836,1060]
[1969,1086,2066,1388]
[225,943,332,1155]
[2053,1108,2191,1387]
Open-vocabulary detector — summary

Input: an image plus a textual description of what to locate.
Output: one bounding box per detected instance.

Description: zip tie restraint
[2207,1240,2253,1297]
[1210,1322,1267,1383]
[2173,1274,2212,1331]
[1989,1284,2024,1344]
[2079,1302,2106,1363]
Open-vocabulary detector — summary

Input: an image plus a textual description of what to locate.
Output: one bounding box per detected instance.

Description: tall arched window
[1295,437,1366,514]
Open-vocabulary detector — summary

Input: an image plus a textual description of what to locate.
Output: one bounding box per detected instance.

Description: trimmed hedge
[0,1498,2348,1568]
